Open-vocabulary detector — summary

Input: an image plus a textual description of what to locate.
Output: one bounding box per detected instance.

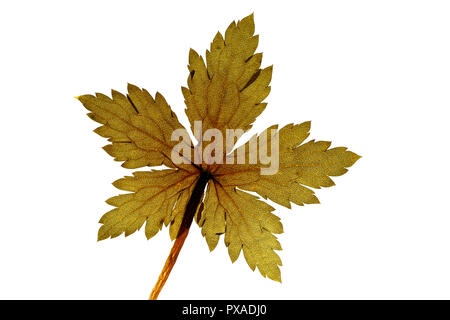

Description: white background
[1,0,449,299]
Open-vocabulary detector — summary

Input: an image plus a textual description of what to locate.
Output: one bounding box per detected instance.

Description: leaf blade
[214,122,360,208]
[78,84,194,170]
[183,14,272,143]
[201,181,283,281]
[98,169,199,241]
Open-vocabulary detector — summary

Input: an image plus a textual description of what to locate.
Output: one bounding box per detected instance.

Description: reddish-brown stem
[149,171,211,300]
[149,226,190,300]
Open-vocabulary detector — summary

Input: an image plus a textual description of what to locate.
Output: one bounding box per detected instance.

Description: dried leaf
[183,13,271,145]
[201,182,283,281]
[99,169,198,240]
[78,13,360,297]
[78,84,193,170]
[214,122,360,208]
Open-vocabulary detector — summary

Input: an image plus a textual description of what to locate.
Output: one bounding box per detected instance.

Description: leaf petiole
[149,171,211,300]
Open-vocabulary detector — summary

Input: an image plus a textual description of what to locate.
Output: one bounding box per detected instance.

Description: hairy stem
[149,171,210,300]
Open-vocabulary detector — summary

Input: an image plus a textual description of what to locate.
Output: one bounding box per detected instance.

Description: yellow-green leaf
[183,14,272,143]
[214,122,360,208]
[201,181,283,281]
[99,169,198,240]
[78,14,360,291]
[78,84,193,169]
